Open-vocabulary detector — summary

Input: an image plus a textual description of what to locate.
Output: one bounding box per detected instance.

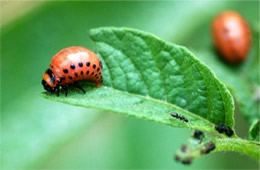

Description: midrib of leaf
[41,85,218,134]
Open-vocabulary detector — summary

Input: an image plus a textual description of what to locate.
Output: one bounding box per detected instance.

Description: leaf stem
[214,137,260,160]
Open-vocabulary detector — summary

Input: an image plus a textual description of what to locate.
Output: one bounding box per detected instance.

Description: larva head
[42,68,57,92]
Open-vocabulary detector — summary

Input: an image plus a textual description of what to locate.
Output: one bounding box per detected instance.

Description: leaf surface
[42,27,235,131]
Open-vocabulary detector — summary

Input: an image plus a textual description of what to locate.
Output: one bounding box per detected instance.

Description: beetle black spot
[75,73,78,77]
[78,62,83,67]
[86,62,90,67]
[91,72,94,76]
[81,71,84,76]
[69,76,73,80]
[61,76,66,80]
[63,69,68,74]
[97,67,100,72]
[86,70,89,75]
[93,64,96,69]
[70,64,75,69]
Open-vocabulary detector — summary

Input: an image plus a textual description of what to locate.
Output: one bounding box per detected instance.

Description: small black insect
[215,124,234,137]
[215,124,226,133]
[201,142,216,154]
[174,154,180,161]
[181,158,192,165]
[225,126,234,137]
[170,112,189,122]
[193,130,204,141]
[181,145,187,153]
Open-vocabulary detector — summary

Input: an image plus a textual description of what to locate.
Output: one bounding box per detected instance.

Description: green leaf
[249,120,260,141]
[191,49,259,126]
[42,27,235,132]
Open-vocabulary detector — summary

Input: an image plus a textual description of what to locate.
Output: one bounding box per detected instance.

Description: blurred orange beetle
[212,11,251,63]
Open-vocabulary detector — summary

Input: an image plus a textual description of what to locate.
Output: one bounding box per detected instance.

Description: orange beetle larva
[42,46,103,96]
[212,11,251,63]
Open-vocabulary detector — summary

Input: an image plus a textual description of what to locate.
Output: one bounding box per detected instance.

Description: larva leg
[55,86,60,96]
[62,85,69,97]
[73,82,86,94]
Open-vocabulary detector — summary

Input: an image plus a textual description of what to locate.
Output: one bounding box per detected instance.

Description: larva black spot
[86,70,89,75]
[86,62,90,67]
[70,64,75,69]
[97,67,100,72]
[78,62,83,67]
[80,71,83,75]
[75,73,78,77]
[63,69,68,74]
[46,69,53,76]
[93,64,96,69]
[45,69,55,83]
[69,76,73,80]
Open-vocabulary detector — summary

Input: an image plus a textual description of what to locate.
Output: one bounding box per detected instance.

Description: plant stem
[214,137,260,160]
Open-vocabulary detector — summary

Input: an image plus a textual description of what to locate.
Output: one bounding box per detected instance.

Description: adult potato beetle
[42,46,103,96]
[212,11,251,63]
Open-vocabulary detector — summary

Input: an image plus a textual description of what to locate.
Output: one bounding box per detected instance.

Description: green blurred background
[1,1,259,169]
